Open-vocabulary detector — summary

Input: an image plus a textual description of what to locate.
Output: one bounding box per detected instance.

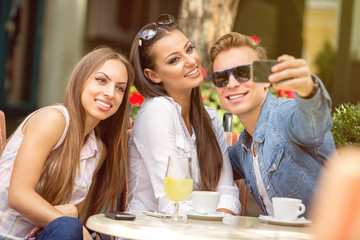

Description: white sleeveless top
[0,105,102,239]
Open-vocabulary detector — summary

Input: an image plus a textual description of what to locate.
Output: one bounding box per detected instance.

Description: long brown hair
[130,16,222,190]
[37,47,134,222]
[209,32,268,72]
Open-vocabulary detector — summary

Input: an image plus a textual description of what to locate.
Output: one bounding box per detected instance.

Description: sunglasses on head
[138,14,175,43]
[210,64,252,88]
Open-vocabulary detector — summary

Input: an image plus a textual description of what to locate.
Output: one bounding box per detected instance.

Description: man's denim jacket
[228,78,336,216]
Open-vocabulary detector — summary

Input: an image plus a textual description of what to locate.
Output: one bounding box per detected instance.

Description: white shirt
[126,96,240,215]
[251,141,273,216]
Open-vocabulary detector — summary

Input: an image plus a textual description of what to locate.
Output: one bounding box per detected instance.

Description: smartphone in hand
[104,211,136,220]
[252,60,279,82]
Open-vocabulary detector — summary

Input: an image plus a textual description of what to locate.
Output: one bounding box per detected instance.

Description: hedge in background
[331,103,360,147]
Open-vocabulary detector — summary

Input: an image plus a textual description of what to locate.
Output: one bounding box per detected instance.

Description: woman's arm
[215,146,241,215]
[132,100,179,213]
[28,141,107,238]
[8,108,70,227]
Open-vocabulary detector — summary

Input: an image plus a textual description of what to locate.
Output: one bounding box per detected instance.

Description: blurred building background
[0,0,359,134]
[0,0,359,217]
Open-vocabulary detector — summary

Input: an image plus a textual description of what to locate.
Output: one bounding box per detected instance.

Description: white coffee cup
[192,191,220,214]
[272,197,306,221]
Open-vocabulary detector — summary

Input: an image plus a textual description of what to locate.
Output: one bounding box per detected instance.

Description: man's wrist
[302,76,320,99]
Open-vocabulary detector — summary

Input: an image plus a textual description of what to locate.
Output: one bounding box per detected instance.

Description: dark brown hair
[130,18,223,190]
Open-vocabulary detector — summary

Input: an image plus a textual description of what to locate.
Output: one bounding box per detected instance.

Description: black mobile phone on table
[104,211,136,220]
[252,60,279,82]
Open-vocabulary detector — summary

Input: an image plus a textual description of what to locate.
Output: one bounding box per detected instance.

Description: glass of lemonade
[163,155,193,222]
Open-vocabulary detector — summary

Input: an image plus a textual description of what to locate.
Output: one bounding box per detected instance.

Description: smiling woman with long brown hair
[126,14,240,216]
[0,46,134,239]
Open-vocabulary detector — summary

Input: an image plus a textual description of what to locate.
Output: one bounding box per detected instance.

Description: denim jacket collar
[239,92,276,151]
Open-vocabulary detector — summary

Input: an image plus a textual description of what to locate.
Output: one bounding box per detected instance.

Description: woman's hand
[28,204,79,238]
[268,54,314,98]
[217,208,235,215]
[28,226,43,238]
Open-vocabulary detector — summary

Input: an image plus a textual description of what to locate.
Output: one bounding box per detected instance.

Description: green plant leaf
[331,102,360,147]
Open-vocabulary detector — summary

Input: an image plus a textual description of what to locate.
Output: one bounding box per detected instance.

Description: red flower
[201,67,206,78]
[277,90,285,98]
[285,90,295,99]
[277,90,295,99]
[129,92,144,106]
[250,35,260,43]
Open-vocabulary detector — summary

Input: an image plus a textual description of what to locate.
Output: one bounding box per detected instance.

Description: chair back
[225,131,248,216]
[0,110,6,154]
[223,112,233,132]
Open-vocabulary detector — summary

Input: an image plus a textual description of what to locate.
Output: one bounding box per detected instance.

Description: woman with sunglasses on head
[127,14,240,215]
[209,32,335,217]
[0,47,134,239]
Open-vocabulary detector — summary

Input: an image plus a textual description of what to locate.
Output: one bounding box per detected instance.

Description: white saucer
[259,215,312,226]
[186,211,230,221]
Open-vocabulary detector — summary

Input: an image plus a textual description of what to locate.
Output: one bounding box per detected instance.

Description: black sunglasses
[210,64,252,88]
[138,14,175,42]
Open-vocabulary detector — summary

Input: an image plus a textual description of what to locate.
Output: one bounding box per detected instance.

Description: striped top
[0,105,102,239]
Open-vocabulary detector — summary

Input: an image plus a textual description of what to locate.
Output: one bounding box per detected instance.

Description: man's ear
[144,68,162,84]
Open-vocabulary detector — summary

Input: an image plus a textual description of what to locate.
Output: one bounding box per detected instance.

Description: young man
[209,32,336,217]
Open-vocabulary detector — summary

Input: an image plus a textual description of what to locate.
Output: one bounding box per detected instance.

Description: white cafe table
[86,212,313,240]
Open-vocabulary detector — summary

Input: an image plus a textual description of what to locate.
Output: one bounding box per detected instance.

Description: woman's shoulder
[144,96,175,107]
[204,106,218,118]
[132,97,179,134]
[26,105,67,128]
[47,104,69,117]
[203,106,223,131]
[138,97,177,116]
[204,106,221,124]
[21,106,68,148]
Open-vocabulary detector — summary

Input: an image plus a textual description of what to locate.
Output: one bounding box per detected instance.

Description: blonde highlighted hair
[209,32,268,71]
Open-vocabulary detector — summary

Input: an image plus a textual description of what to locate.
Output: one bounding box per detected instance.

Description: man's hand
[268,54,314,98]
